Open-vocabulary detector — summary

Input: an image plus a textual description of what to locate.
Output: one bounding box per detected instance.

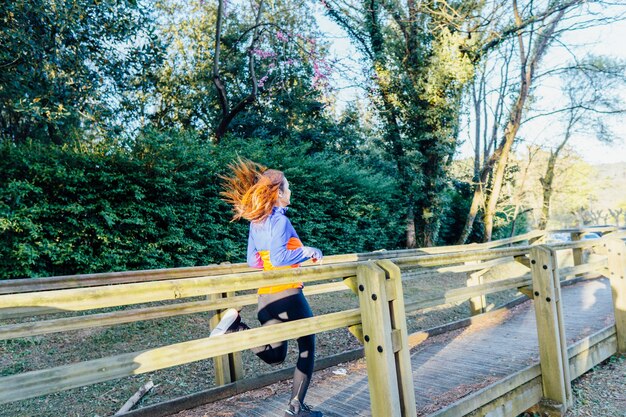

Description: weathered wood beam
[0,309,361,404]
[605,239,626,352]
[0,282,351,339]
[356,262,401,417]
[530,246,572,411]
[0,265,359,319]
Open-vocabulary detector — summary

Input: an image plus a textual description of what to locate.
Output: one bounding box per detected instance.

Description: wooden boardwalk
[174,278,615,417]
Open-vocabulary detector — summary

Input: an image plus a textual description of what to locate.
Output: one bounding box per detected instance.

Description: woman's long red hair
[220,158,285,223]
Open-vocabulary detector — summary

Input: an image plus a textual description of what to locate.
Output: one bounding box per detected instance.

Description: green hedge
[0,133,405,279]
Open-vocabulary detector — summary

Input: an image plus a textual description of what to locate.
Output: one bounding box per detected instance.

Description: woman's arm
[247,228,263,268]
[269,215,308,267]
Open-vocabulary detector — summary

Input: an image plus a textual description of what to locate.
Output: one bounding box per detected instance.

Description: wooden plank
[401,256,519,281]
[0,293,255,340]
[602,230,626,240]
[567,325,616,359]
[568,329,617,380]
[529,246,571,409]
[0,264,359,319]
[115,380,154,415]
[0,263,252,295]
[429,365,542,417]
[570,233,584,276]
[548,239,608,252]
[393,247,531,269]
[209,293,235,386]
[443,274,531,300]
[0,281,351,339]
[0,309,361,404]
[0,249,397,295]
[550,226,618,234]
[478,230,546,249]
[405,275,532,313]
[481,377,543,417]
[466,263,487,316]
[605,239,626,352]
[0,247,561,320]
[434,257,515,274]
[377,260,417,417]
[559,259,607,278]
[0,228,607,295]
[415,230,545,254]
[356,262,401,417]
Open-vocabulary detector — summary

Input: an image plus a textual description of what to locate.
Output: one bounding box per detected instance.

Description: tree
[517,148,598,228]
[608,208,624,227]
[457,41,515,244]
[0,0,163,145]
[456,0,622,242]
[538,56,626,229]
[322,0,477,247]
[153,0,331,142]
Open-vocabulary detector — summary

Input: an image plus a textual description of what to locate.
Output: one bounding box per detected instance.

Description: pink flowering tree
[211,0,333,142]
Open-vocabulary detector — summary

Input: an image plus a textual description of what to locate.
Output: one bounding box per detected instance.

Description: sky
[314,3,626,165]
[520,6,626,165]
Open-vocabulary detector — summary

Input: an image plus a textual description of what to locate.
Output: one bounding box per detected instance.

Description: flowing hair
[220,158,285,223]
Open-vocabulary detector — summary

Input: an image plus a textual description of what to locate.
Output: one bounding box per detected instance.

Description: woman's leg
[254,289,316,403]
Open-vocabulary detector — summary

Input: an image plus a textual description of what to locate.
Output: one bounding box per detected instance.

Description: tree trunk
[406,206,416,248]
[481,5,567,241]
[482,117,520,242]
[212,0,264,143]
[538,149,560,229]
[456,183,483,244]
[472,77,482,180]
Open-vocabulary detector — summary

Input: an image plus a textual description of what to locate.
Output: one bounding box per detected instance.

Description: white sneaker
[210,308,241,337]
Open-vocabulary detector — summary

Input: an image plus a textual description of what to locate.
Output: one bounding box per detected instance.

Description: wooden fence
[0,226,624,417]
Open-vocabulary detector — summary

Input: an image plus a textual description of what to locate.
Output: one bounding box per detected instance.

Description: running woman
[213,158,324,417]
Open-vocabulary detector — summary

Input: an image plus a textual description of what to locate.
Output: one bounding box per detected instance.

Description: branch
[320,0,375,61]
[212,0,229,116]
[476,0,585,60]
[522,104,626,124]
[214,0,265,142]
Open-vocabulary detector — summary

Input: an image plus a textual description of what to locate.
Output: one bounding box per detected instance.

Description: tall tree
[0,0,162,145]
[153,0,330,142]
[323,0,477,247]
[538,56,626,229]
[456,0,618,242]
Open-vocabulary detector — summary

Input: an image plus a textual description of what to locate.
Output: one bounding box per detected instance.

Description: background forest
[1,0,626,279]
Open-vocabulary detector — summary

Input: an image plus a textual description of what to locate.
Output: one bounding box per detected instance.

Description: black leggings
[252,288,315,402]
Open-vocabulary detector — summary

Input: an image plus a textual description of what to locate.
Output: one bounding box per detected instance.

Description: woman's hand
[301,246,323,263]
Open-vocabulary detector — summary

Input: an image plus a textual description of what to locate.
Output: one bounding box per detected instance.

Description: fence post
[208,292,244,385]
[466,261,486,315]
[343,276,365,343]
[605,239,626,353]
[529,246,572,412]
[377,260,417,417]
[570,232,584,273]
[356,261,402,417]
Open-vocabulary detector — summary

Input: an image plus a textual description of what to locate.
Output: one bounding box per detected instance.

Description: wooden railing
[0,226,624,417]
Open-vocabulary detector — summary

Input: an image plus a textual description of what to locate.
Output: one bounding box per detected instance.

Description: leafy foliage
[0,0,164,145]
[0,133,404,279]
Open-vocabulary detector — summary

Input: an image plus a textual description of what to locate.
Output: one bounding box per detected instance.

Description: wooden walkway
[174,278,615,417]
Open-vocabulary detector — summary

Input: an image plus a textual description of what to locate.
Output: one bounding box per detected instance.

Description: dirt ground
[519,355,626,417]
[564,354,626,417]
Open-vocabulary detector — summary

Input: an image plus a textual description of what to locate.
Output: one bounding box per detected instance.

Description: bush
[0,132,405,279]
